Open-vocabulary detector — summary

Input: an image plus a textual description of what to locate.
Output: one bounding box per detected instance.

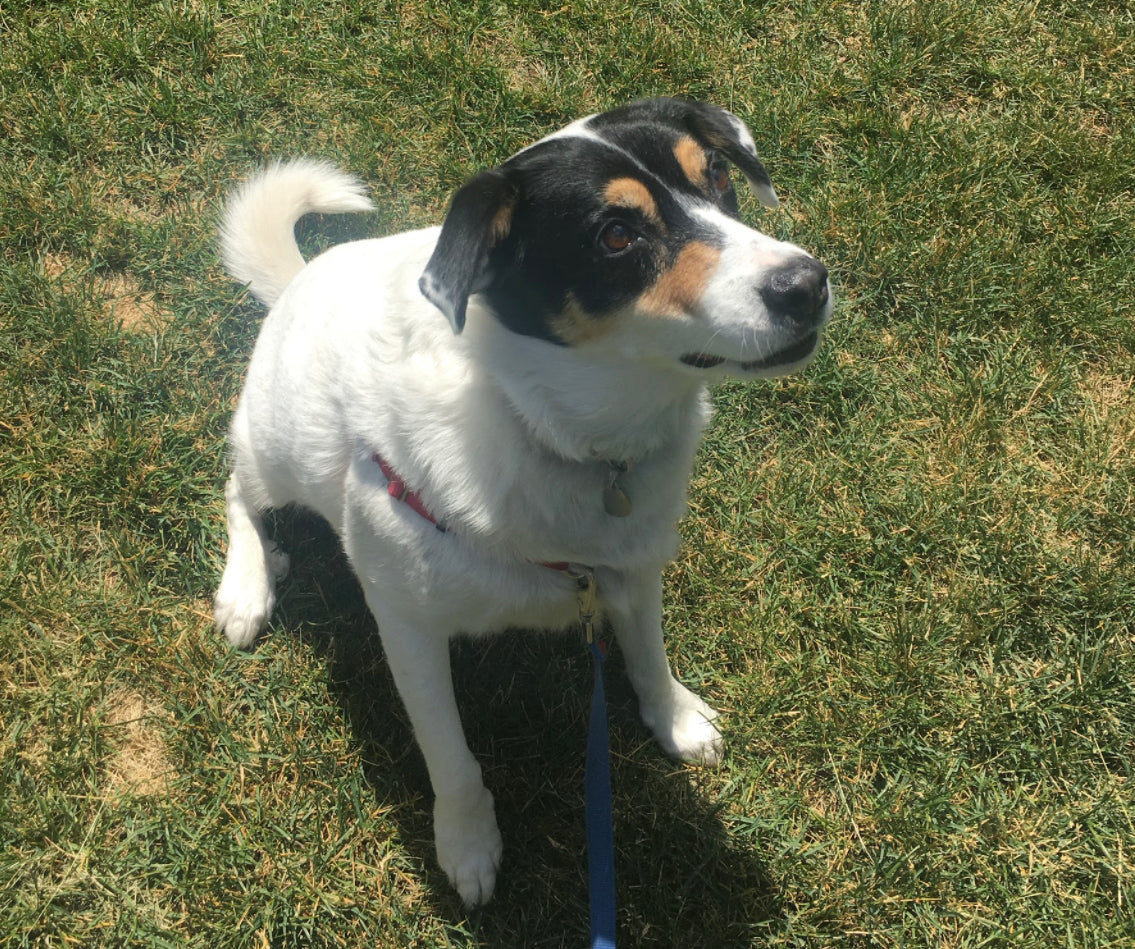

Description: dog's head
[420,97,832,379]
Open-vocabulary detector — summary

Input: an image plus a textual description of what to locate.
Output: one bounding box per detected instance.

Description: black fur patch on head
[420,98,776,343]
[483,137,678,342]
[590,97,776,202]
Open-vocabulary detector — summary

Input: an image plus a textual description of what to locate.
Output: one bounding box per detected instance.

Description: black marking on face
[590,97,777,206]
[420,97,779,345]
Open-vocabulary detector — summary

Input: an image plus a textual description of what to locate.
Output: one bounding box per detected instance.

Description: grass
[1,0,1133,945]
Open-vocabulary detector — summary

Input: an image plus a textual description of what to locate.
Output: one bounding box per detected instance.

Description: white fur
[219,159,373,307]
[214,156,823,907]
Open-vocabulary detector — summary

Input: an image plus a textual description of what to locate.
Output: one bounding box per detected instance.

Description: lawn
[1,0,1133,946]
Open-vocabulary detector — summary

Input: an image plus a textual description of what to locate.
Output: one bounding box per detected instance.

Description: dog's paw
[434,785,503,907]
[641,681,724,767]
[214,545,289,650]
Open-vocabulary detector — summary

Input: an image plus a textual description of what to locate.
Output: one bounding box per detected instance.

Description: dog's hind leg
[367,602,502,907]
[214,473,290,649]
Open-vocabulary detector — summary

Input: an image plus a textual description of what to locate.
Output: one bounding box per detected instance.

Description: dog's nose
[760,258,830,323]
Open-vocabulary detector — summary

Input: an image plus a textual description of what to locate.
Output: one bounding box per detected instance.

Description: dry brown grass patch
[104,689,176,797]
[1080,370,1135,463]
[43,251,163,332]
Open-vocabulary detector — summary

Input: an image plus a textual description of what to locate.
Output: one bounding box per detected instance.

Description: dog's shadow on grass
[270,509,783,948]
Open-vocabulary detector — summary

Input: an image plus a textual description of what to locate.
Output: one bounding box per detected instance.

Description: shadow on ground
[267,508,783,948]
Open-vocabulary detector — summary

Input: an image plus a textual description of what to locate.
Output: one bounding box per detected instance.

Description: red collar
[372,451,574,572]
[373,453,448,532]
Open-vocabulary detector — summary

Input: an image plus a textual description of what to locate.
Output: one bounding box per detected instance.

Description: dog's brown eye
[711,166,731,193]
[599,222,635,253]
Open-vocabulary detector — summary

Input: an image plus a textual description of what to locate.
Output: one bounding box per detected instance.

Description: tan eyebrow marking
[603,177,660,222]
[674,135,708,187]
[640,241,721,318]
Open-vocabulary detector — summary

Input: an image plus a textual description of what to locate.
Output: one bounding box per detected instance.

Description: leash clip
[566,565,598,644]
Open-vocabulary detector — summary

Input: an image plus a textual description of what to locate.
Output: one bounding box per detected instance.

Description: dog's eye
[710,164,731,193]
[598,221,637,254]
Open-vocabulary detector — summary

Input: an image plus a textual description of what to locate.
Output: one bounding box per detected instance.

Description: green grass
[2,0,1133,945]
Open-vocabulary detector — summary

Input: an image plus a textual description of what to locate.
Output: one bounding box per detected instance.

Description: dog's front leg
[367,603,502,906]
[604,570,724,767]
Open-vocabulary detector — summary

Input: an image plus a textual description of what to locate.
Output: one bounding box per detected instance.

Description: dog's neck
[464,310,712,465]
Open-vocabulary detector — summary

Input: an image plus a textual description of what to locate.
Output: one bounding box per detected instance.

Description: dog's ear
[677,100,781,209]
[419,168,518,334]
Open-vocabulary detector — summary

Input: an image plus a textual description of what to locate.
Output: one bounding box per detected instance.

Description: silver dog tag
[603,484,632,517]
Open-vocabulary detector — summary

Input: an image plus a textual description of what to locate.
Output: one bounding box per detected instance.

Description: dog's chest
[478,447,692,569]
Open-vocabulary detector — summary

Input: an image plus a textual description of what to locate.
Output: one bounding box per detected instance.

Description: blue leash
[586,637,616,949]
[571,566,617,949]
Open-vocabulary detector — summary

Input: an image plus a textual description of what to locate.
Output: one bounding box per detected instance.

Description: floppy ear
[419,168,518,334]
[677,100,781,209]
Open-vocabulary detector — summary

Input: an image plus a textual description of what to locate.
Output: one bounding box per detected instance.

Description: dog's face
[420,98,832,380]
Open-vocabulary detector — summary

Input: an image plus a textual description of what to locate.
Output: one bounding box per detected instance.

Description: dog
[214,97,832,907]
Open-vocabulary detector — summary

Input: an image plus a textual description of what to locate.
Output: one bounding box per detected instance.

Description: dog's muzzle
[676,254,830,372]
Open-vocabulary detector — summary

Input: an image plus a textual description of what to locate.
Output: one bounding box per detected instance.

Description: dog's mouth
[679,353,727,369]
[680,332,820,371]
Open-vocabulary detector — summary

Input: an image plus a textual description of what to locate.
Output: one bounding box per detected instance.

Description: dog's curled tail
[219,159,373,308]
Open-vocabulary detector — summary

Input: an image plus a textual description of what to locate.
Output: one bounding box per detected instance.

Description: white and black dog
[214,97,832,907]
